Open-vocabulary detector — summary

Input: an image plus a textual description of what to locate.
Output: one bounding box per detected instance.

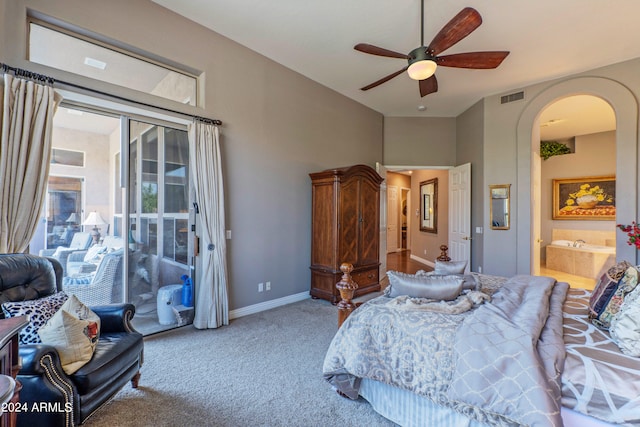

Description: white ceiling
[53,0,632,140]
[152,0,640,123]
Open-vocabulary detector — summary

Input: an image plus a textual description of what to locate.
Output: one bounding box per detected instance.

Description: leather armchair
[0,254,143,427]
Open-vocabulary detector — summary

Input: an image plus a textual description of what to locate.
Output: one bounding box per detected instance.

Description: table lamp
[83,211,107,244]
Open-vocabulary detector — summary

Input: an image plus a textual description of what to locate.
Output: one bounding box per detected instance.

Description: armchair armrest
[39,248,56,257]
[18,344,80,427]
[92,303,137,333]
[67,251,88,263]
[19,343,67,376]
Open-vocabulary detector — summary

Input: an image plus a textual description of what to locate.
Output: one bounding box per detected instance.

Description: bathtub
[546,240,616,279]
[550,240,616,253]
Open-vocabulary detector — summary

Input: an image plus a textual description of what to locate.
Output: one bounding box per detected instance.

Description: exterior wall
[0,0,383,311]
[50,127,111,224]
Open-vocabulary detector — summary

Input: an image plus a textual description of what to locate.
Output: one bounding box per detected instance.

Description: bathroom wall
[540,130,616,261]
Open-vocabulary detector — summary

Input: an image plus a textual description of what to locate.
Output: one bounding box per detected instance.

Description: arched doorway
[536,95,616,287]
[516,77,639,274]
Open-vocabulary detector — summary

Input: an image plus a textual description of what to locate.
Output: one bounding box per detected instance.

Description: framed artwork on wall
[552,175,615,220]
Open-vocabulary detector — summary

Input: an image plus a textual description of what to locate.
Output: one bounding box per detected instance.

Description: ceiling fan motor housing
[408,46,434,64]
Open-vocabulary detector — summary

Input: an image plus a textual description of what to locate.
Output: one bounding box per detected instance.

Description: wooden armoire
[309,164,383,303]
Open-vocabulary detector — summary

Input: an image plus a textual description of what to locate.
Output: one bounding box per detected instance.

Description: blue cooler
[157,284,183,325]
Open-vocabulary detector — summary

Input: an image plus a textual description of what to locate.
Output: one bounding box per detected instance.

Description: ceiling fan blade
[428,7,482,56]
[437,51,509,69]
[419,75,438,97]
[354,43,409,59]
[360,67,408,91]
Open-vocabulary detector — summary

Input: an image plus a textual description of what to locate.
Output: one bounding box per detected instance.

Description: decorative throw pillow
[1,291,69,345]
[386,271,464,301]
[589,260,632,321]
[83,245,107,263]
[610,283,640,357]
[434,260,468,275]
[38,295,101,375]
[591,266,639,330]
[414,270,478,291]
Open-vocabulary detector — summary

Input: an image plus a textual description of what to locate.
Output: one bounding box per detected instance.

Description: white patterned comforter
[323,274,568,427]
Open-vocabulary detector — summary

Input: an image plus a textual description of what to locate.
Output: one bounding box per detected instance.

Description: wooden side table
[0,316,28,427]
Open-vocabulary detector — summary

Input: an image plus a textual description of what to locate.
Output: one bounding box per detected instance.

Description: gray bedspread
[323,274,569,427]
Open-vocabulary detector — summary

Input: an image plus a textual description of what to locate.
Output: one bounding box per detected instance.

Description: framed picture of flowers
[552,176,615,220]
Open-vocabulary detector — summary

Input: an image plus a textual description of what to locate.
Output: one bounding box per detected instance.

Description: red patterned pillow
[588,261,632,326]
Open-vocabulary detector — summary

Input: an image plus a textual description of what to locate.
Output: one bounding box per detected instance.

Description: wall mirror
[420,178,438,233]
[490,184,511,230]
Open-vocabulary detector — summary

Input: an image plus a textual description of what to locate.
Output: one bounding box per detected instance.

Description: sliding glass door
[30,106,193,335]
[126,120,192,334]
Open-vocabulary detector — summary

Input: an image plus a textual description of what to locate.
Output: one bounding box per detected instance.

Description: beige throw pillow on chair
[38,295,101,375]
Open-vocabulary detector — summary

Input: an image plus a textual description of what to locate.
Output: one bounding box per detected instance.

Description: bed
[323,267,640,427]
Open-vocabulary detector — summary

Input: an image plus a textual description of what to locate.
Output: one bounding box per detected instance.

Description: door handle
[462,236,472,241]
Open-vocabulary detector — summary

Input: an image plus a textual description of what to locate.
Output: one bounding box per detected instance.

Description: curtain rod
[1,63,222,126]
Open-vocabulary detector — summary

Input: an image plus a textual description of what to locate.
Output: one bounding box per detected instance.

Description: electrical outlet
[226,230,232,239]
[258,282,264,292]
[266,281,271,291]
[424,249,427,255]
[478,266,482,273]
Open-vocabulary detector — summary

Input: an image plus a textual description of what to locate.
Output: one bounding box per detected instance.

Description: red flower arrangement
[618,222,640,249]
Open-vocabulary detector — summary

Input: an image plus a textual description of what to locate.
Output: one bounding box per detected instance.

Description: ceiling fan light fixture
[407,47,437,80]
[407,59,437,80]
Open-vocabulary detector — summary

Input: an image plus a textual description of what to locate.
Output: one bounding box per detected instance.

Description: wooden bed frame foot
[336,263,358,328]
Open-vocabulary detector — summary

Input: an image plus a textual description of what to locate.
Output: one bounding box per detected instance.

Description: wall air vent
[500,91,525,104]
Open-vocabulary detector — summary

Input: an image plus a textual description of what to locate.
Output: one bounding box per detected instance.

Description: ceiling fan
[354,1,510,97]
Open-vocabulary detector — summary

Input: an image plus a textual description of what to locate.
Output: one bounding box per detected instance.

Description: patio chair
[39,232,93,277]
[63,249,124,306]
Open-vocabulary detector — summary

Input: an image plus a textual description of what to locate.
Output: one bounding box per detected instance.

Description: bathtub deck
[540,265,596,290]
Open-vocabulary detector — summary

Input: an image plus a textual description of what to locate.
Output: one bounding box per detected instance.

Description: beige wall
[0,0,383,311]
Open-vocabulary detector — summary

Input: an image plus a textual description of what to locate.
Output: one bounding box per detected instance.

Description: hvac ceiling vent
[500,91,524,104]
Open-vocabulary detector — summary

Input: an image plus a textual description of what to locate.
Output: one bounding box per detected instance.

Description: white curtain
[188,121,229,328]
[0,73,61,253]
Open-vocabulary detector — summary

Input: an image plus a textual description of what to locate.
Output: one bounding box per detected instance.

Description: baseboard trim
[229,291,310,320]
[409,254,435,269]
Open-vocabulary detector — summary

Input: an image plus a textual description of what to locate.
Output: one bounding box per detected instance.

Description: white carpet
[84,298,396,427]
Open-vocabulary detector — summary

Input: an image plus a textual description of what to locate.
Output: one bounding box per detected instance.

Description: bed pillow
[610,283,640,356]
[591,266,639,330]
[38,295,101,375]
[387,271,464,301]
[1,291,69,345]
[415,270,478,291]
[434,260,467,275]
[589,260,632,322]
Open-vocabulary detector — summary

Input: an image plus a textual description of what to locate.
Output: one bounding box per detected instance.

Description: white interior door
[376,163,387,281]
[387,185,398,253]
[449,163,471,271]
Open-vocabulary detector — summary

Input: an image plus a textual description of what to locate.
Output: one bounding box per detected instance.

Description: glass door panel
[128,120,192,335]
